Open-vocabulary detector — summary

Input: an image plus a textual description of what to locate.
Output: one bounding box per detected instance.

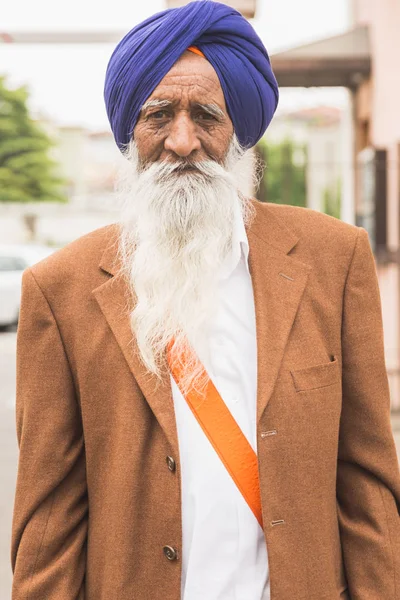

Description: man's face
[133,51,234,167]
[119,52,255,393]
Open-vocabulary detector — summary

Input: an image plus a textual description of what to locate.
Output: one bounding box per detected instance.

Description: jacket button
[166,456,176,472]
[163,545,178,561]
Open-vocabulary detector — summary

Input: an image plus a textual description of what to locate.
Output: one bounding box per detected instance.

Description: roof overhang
[271,26,371,89]
[167,0,256,18]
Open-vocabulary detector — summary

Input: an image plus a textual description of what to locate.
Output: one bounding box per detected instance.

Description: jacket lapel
[92,243,180,457]
[92,200,312,449]
[247,205,312,423]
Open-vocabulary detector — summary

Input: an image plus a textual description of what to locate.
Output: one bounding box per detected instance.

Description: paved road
[1,329,400,598]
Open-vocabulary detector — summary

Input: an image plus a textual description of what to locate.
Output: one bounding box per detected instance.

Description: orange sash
[167,338,264,529]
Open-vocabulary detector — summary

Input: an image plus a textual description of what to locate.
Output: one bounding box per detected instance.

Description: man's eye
[197,112,216,121]
[150,110,169,119]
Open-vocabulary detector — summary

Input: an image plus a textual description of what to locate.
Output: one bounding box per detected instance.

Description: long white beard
[116,134,258,396]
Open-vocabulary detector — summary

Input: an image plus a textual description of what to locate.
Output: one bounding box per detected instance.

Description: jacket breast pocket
[290,355,341,392]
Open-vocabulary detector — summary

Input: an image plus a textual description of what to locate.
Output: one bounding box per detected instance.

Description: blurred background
[1,0,400,596]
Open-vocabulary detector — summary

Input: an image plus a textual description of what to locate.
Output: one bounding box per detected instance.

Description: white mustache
[139,156,237,187]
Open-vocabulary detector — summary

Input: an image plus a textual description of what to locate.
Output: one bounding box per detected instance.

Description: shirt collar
[219,199,250,280]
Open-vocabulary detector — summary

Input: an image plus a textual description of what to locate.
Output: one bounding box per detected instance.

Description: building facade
[352,0,400,408]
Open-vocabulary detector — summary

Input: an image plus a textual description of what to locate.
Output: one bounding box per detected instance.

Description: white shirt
[170,201,270,600]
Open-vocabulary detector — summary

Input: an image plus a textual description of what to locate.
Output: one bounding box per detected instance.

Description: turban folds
[104,0,279,151]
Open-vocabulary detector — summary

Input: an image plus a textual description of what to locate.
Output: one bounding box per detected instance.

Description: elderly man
[11,1,400,599]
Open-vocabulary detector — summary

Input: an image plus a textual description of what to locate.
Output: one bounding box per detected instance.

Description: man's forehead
[167,51,221,84]
[144,52,226,107]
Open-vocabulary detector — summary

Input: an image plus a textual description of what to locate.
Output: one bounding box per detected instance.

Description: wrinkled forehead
[142,51,228,113]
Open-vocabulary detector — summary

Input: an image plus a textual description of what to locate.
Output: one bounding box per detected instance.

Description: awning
[270,26,371,88]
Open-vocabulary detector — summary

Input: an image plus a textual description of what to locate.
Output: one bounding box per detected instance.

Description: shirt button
[163,545,178,561]
[166,456,176,472]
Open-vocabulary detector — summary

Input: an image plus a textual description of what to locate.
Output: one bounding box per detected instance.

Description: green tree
[0,75,66,203]
[322,178,342,219]
[256,138,307,207]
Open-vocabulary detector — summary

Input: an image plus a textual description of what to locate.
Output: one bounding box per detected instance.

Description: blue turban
[104,0,279,151]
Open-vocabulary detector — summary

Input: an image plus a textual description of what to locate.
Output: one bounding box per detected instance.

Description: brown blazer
[11,200,400,600]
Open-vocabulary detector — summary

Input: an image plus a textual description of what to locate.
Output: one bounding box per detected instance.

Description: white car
[0,244,57,330]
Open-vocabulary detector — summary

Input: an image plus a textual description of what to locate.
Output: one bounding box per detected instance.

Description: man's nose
[164,113,201,157]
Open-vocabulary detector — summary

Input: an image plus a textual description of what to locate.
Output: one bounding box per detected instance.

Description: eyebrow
[197,102,225,119]
[141,99,172,113]
[140,99,225,120]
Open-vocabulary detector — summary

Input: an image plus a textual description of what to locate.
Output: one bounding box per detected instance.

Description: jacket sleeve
[337,226,400,598]
[11,267,87,599]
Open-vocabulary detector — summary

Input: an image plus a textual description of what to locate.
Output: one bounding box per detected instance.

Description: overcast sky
[1,0,351,130]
